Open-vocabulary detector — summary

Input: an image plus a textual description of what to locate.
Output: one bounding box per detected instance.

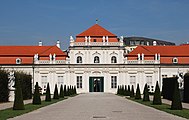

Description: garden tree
[0,69,9,102]
[45,83,51,101]
[153,81,162,105]
[135,84,141,99]
[171,81,182,110]
[143,83,150,101]
[33,82,41,105]
[128,85,131,96]
[124,85,127,96]
[64,85,67,96]
[130,85,135,98]
[53,84,59,99]
[13,79,25,110]
[117,86,120,95]
[74,86,77,95]
[59,84,64,98]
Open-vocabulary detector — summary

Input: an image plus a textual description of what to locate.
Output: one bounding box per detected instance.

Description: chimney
[153,41,157,46]
[56,40,60,48]
[39,41,42,46]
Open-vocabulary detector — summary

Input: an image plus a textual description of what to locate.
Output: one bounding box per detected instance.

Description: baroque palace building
[1,23,189,99]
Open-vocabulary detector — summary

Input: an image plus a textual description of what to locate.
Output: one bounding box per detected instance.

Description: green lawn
[127,97,189,119]
[0,98,67,120]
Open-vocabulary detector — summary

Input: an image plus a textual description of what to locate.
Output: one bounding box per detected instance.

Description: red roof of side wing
[77,24,116,37]
[0,46,66,56]
[128,45,189,56]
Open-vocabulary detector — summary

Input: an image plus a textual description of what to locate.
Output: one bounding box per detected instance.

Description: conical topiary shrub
[45,83,51,101]
[59,84,64,98]
[130,85,135,98]
[53,84,59,99]
[135,84,141,99]
[64,85,67,96]
[171,81,182,110]
[128,85,131,96]
[13,79,25,110]
[153,81,162,105]
[67,86,70,96]
[74,86,77,95]
[33,82,41,105]
[117,85,120,95]
[124,85,127,96]
[143,83,150,101]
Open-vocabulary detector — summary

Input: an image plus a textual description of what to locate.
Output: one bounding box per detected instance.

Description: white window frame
[111,56,117,63]
[77,76,82,88]
[41,75,48,91]
[16,58,22,64]
[130,76,136,89]
[77,56,82,63]
[57,76,64,87]
[172,57,178,64]
[111,76,117,88]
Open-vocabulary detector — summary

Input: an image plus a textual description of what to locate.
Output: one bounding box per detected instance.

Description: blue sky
[0,0,189,49]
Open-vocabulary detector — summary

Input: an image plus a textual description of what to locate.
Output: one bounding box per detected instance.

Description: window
[146,76,153,92]
[57,76,64,87]
[16,58,22,64]
[172,57,178,64]
[77,56,82,63]
[77,76,82,88]
[93,39,96,42]
[130,41,134,46]
[135,41,140,45]
[111,76,117,88]
[111,56,117,63]
[130,76,136,89]
[94,56,100,63]
[162,75,167,78]
[41,76,48,91]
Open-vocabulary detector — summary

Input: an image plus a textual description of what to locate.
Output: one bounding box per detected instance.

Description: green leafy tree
[153,81,162,105]
[171,81,182,110]
[143,83,150,101]
[130,85,135,98]
[59,84,64,98]
[53,84,59,99]
[45,83,51,101]
[13,79,25,110]
[135,84,141,99]
[32,82,41,105]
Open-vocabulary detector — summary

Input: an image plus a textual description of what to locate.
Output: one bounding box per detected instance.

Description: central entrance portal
[89,77,104,92]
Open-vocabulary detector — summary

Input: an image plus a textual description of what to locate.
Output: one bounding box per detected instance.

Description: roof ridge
[38,46,56,55]
[141,46,154,54]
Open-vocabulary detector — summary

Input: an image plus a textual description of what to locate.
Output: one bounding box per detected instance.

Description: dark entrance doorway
[89,77,104,92]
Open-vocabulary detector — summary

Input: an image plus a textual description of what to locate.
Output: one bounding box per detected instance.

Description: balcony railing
[73,42,120,46]
[37,60,66,64]
[125,60,160,64]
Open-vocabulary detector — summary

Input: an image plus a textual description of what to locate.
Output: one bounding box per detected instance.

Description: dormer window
[94,56,100,63]
[111,56,117,63]
[172,57,178,64]
[16,58,22,64]
[93,39,96,42]
[77,56,82,63]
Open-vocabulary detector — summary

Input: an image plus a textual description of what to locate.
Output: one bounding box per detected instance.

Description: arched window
[77,56,82,63]
[94,56,100,63]
[111,56,117,63]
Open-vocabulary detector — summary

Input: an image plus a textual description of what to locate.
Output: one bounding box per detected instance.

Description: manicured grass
[127,97,189,119]
[0,98,67,120]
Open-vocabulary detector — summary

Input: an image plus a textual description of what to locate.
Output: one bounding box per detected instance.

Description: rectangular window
[57,76,64,87]
[130,76,136,89]
[41,76,48,90]
[111,76,117,88]
[146,76,154,92]
[77,76,82,88]
[130,41,135,46]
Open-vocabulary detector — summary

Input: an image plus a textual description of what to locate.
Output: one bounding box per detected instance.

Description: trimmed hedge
[184,73,189,103]
[0,69,9,102]
[162,77,177,101]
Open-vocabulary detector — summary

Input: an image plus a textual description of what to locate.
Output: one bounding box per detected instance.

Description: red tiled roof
[0,46,67,64]
[128,45,189,56]
[77,24,116,37]
[0,46,66,56]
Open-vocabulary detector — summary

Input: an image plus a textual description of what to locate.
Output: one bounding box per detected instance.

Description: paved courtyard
[9,93,186,120]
